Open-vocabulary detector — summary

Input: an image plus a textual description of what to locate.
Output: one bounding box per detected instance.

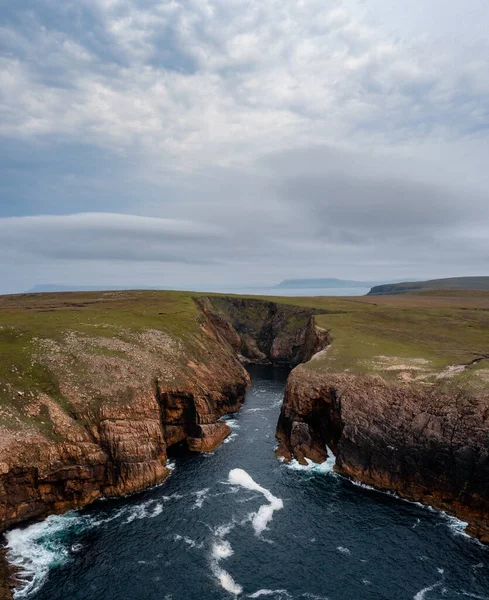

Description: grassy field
[254,290,489,389]
[0,288,488,428]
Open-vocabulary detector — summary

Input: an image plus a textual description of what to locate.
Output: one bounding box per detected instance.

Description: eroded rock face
[197,297,329,367]
[0,315,252,538]
[276,365,489,543]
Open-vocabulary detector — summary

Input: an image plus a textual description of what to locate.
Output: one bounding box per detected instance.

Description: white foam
[124,500,164,523]
[248,590,290,598]
[210,521,242,596]
[228,469,283,535]
[283,446,336,476]
[336,546,351,555]
[174,534,203,549]
[221,417,240,429]
[192,488,210,509]
[217,570,243,596]
[214,539,234,559]
[6,492,182,597]
[349,477,476,542]
[5,512,91,598]
[224,432,239,444]
[413,582,442,599]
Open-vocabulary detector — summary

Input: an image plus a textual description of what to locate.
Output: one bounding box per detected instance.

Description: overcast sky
[1,0,488,294]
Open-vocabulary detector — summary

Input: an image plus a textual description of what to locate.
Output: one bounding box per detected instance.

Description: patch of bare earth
[365,356,436,383]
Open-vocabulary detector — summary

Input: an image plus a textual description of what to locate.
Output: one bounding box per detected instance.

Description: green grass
[213,291,489,386]
[0,288,487,432]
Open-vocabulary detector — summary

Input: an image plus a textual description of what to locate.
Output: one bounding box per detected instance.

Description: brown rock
[276,365,489,543]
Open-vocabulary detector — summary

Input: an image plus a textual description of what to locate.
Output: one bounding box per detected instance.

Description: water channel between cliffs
[6,365,489,600]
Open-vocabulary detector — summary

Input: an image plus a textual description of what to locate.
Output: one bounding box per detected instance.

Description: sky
[1,0,489,294]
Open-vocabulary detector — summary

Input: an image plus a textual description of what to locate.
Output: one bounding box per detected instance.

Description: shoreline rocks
[276,365,489,543]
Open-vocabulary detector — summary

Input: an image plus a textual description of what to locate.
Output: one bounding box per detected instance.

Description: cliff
[276,365,489,543]
[0,292,325,539]
[197,296,329,367]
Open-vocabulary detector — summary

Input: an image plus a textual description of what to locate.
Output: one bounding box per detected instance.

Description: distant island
[368,276,489,295]
[275,278,381,289]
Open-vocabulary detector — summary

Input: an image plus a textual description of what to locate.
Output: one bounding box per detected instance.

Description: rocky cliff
[197,296,329,367]
[276,365,489,543]
[0,294,326,541]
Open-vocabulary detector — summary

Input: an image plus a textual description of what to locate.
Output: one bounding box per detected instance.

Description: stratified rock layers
[276,366,489,542]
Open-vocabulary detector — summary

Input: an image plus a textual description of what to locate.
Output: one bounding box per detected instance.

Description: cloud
[0,213,225,263]
[1,0,488,164]
[0,0,488,293]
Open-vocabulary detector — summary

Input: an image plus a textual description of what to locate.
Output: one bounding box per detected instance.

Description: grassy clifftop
[0,291,207,437]
[0,288,488,437]
[247,290,489,391]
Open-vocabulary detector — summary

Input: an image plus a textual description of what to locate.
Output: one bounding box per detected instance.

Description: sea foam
[228,468,284,535]
[210,521,243,596]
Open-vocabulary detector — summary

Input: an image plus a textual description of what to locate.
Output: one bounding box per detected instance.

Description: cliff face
[0,328,249,536]
[276,366,489,543]
[0,297,325,538]
[197,297,329,367]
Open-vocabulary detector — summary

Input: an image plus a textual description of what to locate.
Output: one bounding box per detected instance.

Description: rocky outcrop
[276,365,489,543]
[0,336,249,539]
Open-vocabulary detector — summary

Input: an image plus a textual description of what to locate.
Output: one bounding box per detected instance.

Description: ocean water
[5,365,489,600]
[201,287,372,297]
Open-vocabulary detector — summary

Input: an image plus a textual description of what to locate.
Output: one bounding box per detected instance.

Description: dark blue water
[6,365,489,600]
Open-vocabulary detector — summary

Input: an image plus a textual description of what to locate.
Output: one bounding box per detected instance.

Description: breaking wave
[5,495,180,598]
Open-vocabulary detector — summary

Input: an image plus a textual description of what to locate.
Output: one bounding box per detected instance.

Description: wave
[283,446,336,476]
[173,534,203,549]
[248,590,291,598]
[209,470,284,596]
[5,494,182,598]
[413,581,442,599]
[5,512,93,598]
[192,488,210,509]
[220,416,240,429]
[349,478,475,542]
